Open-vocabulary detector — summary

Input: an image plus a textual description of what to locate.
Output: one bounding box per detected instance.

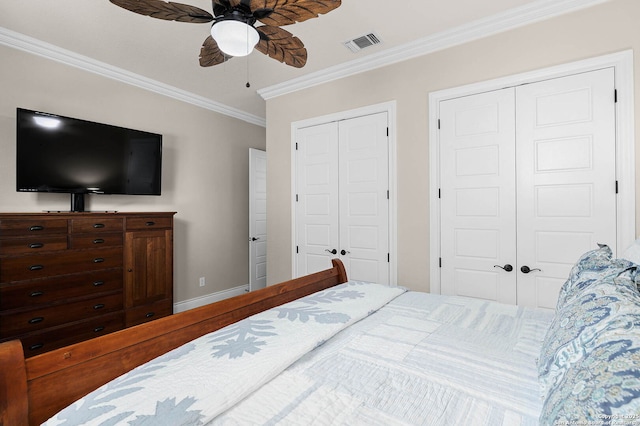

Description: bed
[1,249,640,425]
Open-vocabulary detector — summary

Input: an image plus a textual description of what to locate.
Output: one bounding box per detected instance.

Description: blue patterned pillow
[538,245,639,401]
[538,276,640,424]
[538,282,640,425]
[555,245,635,308]
[538,274,639,398]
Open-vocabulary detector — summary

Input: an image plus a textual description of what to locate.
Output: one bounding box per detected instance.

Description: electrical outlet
[199,277,206,287]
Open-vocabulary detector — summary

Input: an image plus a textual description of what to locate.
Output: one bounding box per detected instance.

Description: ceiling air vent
[343,32,382,53]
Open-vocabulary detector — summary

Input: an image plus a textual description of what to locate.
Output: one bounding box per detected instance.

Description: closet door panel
[515,68,617,308]
[439,88,517,303]
[338,112,390,284]
[295,122,340,276]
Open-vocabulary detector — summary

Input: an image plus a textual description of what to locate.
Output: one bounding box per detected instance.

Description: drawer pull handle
[29,225,44,232]
[29,243,44,249]
[29,264,44,271]
[93,280,105,287]
[94,326,105,333]
[30,291,44,297]
[145,312,155,318]
[93,238,105,244]
[93,223,105,228]
[94,303,105,310]
[29,343,44,351]
[145,221,155,226]
[93,258,105,263]
[28,317,44,324]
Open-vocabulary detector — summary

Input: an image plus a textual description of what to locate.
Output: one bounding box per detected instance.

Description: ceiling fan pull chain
[246,53,251,88]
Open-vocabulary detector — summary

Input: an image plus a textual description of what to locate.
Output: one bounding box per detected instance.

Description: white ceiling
[0,0,607,125]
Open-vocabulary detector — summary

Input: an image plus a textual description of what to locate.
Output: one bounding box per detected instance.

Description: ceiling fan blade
[250,0,341,26]
[199,36,231,67]
[212,0,241,8]
[110,0,213,23]
[255,26,307,68]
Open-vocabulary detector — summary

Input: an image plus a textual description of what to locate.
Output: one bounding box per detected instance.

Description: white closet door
[339,112,390,284]
[295,122,340,276]
[439,68,617,308]
[439,88,517,303]
[295,113,390,283]
[515,68,617,308]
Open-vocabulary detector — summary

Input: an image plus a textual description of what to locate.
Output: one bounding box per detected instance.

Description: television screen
[16,108,162,205]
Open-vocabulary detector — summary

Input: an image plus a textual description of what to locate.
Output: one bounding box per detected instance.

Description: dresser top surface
[0,212,176,219]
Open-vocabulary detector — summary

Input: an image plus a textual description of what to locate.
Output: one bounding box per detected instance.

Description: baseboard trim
[173,284,249,313]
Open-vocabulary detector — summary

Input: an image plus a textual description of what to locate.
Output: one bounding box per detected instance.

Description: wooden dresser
[0,212,175,357]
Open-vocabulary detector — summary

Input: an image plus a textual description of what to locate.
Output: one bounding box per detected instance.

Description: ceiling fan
[109,0,342,68]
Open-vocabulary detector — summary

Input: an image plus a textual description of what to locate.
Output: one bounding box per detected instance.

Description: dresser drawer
[0,219,68,237]
[70,232,123,249]
[0,247,123,282]
[17,312,125,357]
[0,235,68,255]
[0,292,123,336]
[0,269,122,311]
[125,299,172,327]
[126,216,172,231]
[71,218,124,234]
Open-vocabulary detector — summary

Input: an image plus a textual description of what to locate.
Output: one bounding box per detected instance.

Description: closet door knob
[340,250,350,255]
[325,249,337,255]
[493,264,513,272]
[520,265,541,274]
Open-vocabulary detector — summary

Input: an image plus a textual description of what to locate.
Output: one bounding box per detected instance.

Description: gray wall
[0,44,266,304]
[265,0,640,291]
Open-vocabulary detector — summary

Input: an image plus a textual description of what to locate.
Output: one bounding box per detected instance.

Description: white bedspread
[43,281,405,426]
[44,284,554,425]
[212,292,554,426]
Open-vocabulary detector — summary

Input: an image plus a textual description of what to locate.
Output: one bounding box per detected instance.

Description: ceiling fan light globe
[211,20,259,57]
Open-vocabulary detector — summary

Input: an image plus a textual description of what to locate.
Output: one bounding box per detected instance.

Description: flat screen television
[16,108,162,212]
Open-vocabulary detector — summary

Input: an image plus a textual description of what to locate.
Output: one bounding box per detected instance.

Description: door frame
[290,101,398,285]
[428,50,635,295]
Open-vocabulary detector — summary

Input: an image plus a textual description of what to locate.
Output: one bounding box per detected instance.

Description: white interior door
[295,122,340,276]
[439,68,617,308]
[339,112,390,284]
[439,88,517,303]
[249,148,267,291]
[295,113,390,284]
[515,68,617,308]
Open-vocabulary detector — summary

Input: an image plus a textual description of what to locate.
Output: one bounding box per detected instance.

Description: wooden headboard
[0,259,348,426]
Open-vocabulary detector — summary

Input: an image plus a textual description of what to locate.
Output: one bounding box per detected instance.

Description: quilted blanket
[212,292,554,425]
[43,281,406,425]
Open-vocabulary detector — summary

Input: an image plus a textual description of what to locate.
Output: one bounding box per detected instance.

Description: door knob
[325,249,337,254]
[493,264,513,272]
[249,237,260,241]
[520,265,541,274]
[340,249,350,255]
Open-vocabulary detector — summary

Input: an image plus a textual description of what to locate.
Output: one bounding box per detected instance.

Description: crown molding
[0,26,266,128]
[258,0,610,100]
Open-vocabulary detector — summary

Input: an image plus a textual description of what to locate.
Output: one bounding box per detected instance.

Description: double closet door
[439,68,617,308]
[295,112,390,285]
